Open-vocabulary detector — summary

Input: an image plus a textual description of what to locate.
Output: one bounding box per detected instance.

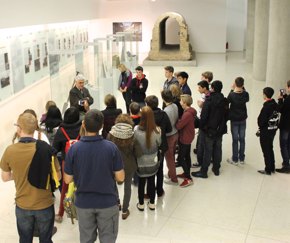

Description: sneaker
[136,203,144,211]
[157,190,165,198]
[164,178,178,185]
[179,178,193,187]
[239,160,245,165]
[227,158,238,166]
[177,173,186,179]
[276,167,290,173]
[55,215,63,223]
[148,202,155,210]
[122,210,130,220]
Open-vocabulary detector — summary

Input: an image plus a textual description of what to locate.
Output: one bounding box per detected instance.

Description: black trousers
[122,91,132,114]
[178,143,192,179]
[138,175,155,204]
[260,130,276,172]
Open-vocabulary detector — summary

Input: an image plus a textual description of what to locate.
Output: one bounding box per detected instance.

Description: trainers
[227,158,238,166]
[164,178,178,185]
[177,173,186,179]
[148,202,155,210]
[179,178,193,187]
[122,210,130,220]
[137,203,144,211]
[276,167,290,173]
[55,215,63,223]
[239,160,245,165]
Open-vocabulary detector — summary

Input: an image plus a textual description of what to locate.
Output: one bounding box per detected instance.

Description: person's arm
[125,71,133,90]
[140,79,148,93]
[84,88,94,106]
[1,170,13,182]
[69,89,80,108]
[176,112,188,130]
[114,170,125,183]
[63,147,74,184]
[64,173,73,184]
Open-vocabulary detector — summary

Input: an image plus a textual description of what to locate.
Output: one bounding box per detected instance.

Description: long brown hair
[139,106,158,149]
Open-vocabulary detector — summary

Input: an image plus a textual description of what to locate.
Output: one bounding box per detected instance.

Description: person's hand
[278,94,283,100]
[84,100,89,111]
[124,87,127,92]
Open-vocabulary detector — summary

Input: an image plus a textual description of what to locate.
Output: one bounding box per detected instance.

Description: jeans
[230,120,246,162]
[138,175,155,204]
[197,130,205,165]
[279,129,290,167]
[165,133,178,181]
[122,92,132,114]
[16,205,54,243]
[122,170,135,212]
[201,135,223,174]
[76,205,119,243]
[155,151,165,196]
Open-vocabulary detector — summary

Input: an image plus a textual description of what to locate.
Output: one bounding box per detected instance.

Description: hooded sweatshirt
[131,74,148,102]
[227,90,249,121]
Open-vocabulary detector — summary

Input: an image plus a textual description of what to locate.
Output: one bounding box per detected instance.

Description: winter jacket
[258,99,278,132]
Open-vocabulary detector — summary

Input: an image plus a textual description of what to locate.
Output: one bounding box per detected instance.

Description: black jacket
[131,75,148,102]
[200,92,228,137]
[258,99,278,132]
[278,95,290,131]
[52,121,82,160]
[69,86,94,113]
[101,106,122,139]
[227,90,249,121]
[153,108,172,153]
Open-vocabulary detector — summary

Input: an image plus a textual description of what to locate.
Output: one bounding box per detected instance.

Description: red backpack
[60,127,80,154]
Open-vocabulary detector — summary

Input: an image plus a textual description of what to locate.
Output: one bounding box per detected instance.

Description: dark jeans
[122,170,135,212]
[156,151,165,196]
[279,129,290,167]
[122,91,132,114]
[16,205,54,243]
[178,143,192,179]
[138,175,155,204]
[260,130,276,172]
[230,120,246,162]
[201,134,223,175]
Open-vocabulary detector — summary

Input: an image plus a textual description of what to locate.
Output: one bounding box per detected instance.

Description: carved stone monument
[146,12,195,64]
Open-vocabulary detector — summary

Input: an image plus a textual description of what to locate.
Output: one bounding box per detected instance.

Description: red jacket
[176,107,196,144]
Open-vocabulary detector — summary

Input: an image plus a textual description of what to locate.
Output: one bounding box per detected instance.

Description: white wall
[0,0,98,29]
[226,0,247,51]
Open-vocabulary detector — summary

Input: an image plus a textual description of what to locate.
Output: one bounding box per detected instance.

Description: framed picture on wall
[113,22,142,41]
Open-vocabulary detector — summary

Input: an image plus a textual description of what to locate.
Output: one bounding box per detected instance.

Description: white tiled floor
[1,52,290,242]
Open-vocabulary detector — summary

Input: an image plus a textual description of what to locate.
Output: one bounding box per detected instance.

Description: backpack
[268,110,280,130]
[60,127,80,154]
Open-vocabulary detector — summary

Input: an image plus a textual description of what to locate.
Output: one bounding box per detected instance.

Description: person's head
[63,107,80,124]
[201,71,213,83]
[109,114,134,147]
[263,87,274,99]
[46,106,62,121]
[118,63,127,73]
[104,94,117,108]
[161,89,174,103]
[75,74,85,90]
[180,94,193,109]
[197,80,209,94]
[164,66,174,79]
[23,109,40,130]
[145,95,159,110]
[83,109,104,134]
[45,100,56,112]
[170,84,181,98]
[139,106,157,149]
[16,113,37,136]
[129,102,140,115]
[177,71,189,86]
[135,66,143,78]
[210,80,223,93]
[235,77,244,88]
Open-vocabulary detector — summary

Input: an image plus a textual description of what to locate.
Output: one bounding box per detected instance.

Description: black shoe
[52,226,57,236]
[212,169,220,176]
[276,167,290,173]
[257,170,271,175]
[193,149,197,154]
[191,171,208,178]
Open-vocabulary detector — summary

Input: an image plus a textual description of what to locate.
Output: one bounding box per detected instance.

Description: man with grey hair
[69,74,94,119]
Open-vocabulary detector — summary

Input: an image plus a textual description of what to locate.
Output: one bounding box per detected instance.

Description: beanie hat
[109,123,134,139]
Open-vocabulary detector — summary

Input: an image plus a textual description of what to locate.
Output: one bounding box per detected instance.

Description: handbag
[63,182,77,224]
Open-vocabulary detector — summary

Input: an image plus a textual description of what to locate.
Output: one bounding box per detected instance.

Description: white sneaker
[164,178,178,185]
[148,202,155,210]
[239,160,245,165]
[227,158,239,166]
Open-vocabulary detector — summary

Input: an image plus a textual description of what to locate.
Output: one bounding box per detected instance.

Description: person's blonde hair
[118,64,127,72]
[180,94,193,106]
[170,84,181,98]
[18,113,37,135]
[45,100,56,112]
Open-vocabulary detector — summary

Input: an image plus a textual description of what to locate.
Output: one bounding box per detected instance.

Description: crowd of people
[1,66,289,243]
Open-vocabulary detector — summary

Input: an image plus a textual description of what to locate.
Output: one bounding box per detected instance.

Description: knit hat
[63,107,80,124]
[109,123,134,139]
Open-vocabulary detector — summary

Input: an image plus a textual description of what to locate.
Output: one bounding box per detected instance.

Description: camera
[78,99,85,106]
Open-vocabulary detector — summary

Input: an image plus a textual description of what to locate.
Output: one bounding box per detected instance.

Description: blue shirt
[181,83,192,96]
[64,135,123,209]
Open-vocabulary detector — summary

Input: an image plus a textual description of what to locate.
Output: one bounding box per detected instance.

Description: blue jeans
[279,129,290,167]
[230,120,246,162]
[16,205,54,243]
